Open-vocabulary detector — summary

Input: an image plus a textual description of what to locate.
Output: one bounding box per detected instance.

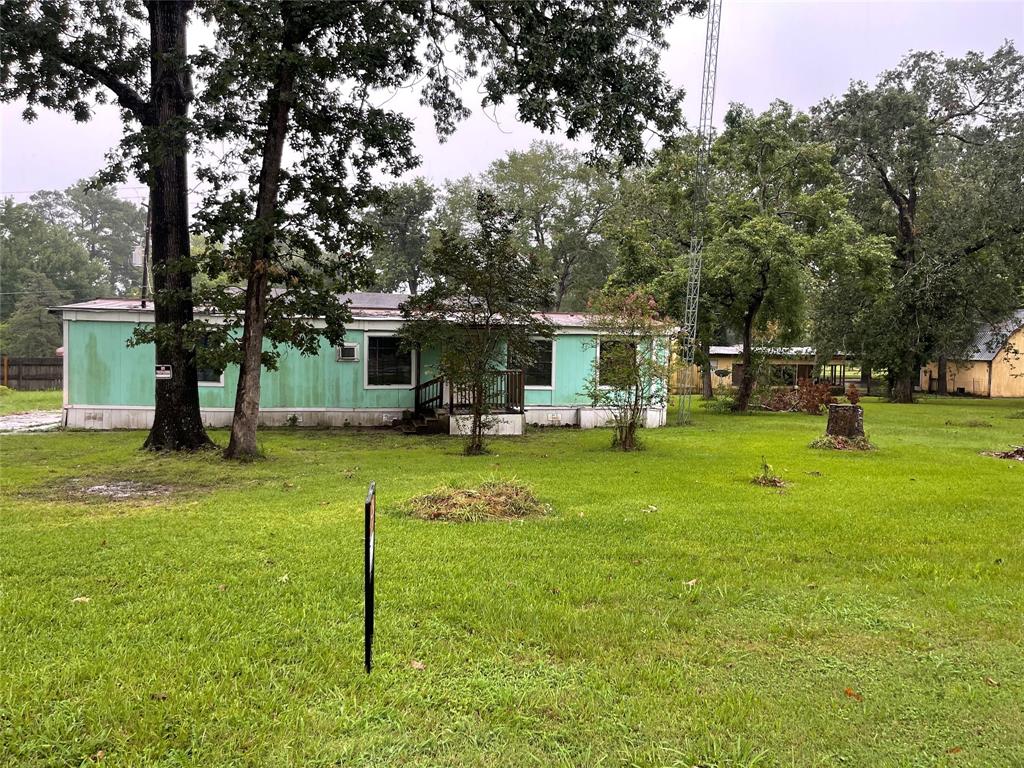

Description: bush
[764,381,836,414]
[702,384,737,413]
[798,380,837,414]
[845,383,861,405]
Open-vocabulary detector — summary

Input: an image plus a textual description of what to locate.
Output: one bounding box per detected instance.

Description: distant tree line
[0,181,146,357]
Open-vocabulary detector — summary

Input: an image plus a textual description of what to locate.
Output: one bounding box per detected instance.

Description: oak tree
[2,0,212,450]
[815,44,1024,401]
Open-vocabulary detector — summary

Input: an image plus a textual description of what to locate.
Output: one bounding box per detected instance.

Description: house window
[366,335,412,386]
[336,343,359,362]
[196,334,224,386]
[514,339,554,388]
[598,340,636,388]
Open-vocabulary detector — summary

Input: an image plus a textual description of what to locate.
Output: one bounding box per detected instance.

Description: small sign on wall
[155,365,172,380]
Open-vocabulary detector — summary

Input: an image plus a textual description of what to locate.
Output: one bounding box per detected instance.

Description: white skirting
[61,405,668,431]
[449,413,525,436]
[62,406,405,430]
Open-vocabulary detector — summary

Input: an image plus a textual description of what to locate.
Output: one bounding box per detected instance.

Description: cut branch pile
[981,446,1024,461]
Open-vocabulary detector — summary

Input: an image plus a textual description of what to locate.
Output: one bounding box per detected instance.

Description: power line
[1,184,149,195]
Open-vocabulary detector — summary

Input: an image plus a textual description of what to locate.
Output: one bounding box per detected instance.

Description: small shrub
[797,380,836,414]
[810,434,875,451]
[702,385,737,413]
[845,383,861,405]
[762,381,835,414]
[403,480,549,522]
[752,456,785,487]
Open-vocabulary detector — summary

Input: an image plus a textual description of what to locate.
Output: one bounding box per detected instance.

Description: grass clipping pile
[404,480,549,522]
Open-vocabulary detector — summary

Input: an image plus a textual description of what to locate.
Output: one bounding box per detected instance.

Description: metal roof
[708,345,828,359]
[50,293,602,328]
[964,309,1024,361]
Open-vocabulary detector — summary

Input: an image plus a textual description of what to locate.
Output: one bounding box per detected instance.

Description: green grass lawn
[0,388,62,416]
[2,398,1022,767]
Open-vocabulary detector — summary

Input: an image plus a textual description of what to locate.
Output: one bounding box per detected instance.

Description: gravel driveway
[0,410,63,433]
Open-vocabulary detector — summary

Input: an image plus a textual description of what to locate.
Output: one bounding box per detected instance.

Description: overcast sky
[1,0,1022,207]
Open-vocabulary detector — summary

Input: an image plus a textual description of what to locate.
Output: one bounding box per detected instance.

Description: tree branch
[49,46,150,121]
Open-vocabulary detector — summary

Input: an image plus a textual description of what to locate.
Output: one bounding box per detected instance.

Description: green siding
[68,321,154,406]
[554,334,596,405]
[66,319,599,409]
[523,334,596,406]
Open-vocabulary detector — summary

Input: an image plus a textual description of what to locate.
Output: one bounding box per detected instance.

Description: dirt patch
[981,446,1024,462]
[810,434,875,451]
[404,480,549,522]
[24,475,180,505]
[945,419,992,428]
[79,483,174,501]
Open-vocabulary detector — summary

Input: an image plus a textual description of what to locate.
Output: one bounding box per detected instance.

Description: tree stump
[826,404,864,438]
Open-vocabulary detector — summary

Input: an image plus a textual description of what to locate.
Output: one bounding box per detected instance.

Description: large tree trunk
[859,364,872,396]
[937,355,948,395]
[889,348,917,404]
[143,0,212,452]
[733,298,763,412]
[700,341,714,399]
[826,404,864,438]
[224,26,300,460]
[891,376,915,403]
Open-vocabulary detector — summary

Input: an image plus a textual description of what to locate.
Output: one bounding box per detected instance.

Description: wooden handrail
[449,369,525,414]
[412,376,444,415]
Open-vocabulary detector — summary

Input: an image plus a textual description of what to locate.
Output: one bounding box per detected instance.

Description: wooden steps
[392,409,447,435]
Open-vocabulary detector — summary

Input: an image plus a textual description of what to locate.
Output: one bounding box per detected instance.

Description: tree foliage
[488,142,617,310]
[439,143,619,311]
[815,43,1024,401]
[400,192,552,455]
[0,273,69,357]
[30,179,146,294]
[581,290,671,451]
[365,179,437,296]
[0,198,104,321]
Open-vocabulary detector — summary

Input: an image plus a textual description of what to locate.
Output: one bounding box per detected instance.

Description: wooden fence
[1,356,63,391]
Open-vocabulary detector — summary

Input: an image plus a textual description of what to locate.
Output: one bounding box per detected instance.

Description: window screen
[598,340,636,388]
[196,334,224,384]
[367,336,412,386]
[523,339,553,387]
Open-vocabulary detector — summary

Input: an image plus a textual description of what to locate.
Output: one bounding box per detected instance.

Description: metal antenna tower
[677,0,722,424]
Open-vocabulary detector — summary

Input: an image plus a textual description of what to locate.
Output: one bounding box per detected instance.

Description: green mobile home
[54,293,669,433]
